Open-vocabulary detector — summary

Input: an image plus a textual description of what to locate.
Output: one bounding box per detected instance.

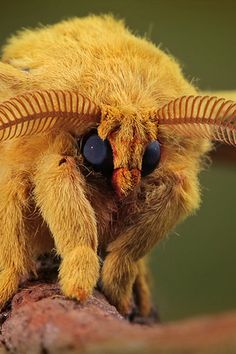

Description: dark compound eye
[142,141,161,176]
[82,133,114,175]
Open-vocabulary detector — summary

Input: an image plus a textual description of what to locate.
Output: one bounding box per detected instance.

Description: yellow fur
[0,15,215,315]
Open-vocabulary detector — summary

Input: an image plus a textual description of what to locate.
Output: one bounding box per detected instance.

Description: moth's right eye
[82,133,113,174]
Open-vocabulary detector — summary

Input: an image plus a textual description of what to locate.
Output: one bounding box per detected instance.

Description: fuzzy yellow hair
[0,15,234,317]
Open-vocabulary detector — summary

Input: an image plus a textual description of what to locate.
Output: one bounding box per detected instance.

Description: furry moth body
[0,15,234,316]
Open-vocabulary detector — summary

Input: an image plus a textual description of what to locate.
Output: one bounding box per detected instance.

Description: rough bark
[0,277,236,354]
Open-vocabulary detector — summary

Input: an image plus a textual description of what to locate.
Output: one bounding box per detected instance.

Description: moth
[0,15,235,317]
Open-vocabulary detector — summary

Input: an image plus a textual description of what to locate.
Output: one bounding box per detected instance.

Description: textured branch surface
[0,279,236,354]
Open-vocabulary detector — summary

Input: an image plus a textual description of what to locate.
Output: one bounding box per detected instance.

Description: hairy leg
[102,251,138,315]
[102,170,198,315]
[33,152,99,301]
[0,172,34,307]
[133,258,152,317]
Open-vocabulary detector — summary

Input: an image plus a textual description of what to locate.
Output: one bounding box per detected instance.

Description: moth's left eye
[142,141,161,176]
[82,133,113,174]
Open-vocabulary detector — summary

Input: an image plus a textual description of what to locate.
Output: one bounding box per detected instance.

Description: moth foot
[59,246,99,303]
[128,305,160,325]
[62,285,90,302]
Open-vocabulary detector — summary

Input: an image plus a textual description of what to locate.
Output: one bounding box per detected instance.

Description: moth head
[0,89,235,198]
[96,105,160,197]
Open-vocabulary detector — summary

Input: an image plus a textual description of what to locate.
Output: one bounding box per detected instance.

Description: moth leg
[0,173,35,307]
[102,255,153,318]
[130,258,160,323]
[103,171,194,316]
[33,153,99,302]
[101,250,138,315]
[133,258,152,317]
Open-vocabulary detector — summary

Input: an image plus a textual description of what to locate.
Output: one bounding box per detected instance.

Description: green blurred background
[0,0,235,321]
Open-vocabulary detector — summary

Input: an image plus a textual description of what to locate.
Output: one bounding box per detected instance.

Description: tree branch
[0,277,236,354]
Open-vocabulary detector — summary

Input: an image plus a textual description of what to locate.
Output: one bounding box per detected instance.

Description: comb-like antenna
[155,95,236,146]
[0,90,101,141]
